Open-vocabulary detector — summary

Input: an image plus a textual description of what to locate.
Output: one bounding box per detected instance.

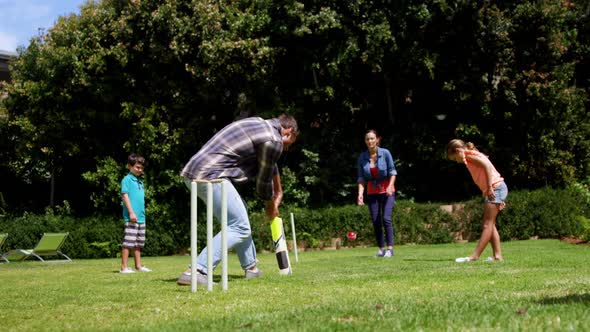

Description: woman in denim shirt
[357,130,397,257]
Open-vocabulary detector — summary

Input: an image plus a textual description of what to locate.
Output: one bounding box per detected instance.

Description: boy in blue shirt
[120,153,151,273]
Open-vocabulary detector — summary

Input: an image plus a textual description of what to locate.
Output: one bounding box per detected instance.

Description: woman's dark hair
[365,129,380,146]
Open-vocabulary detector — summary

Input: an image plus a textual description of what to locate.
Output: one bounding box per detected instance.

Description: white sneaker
[120,267,135,274]
[383,249,394,258]
[137,266,152,272]
[455,257,472,263]
[177,270,211,286]
[245,268,262,279]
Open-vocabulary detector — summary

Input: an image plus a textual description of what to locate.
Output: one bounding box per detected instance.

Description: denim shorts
[485,181,508,204]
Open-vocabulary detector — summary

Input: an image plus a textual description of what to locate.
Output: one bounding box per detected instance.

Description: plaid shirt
[181,117,283,200]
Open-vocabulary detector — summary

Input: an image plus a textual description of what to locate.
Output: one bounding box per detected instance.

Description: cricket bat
[270,217,292,275]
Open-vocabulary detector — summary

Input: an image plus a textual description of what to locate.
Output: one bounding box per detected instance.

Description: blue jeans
[367,193,395,247]
[184,178,257,273]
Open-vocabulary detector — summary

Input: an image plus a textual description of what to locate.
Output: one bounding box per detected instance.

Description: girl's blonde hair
[446,139,478,157]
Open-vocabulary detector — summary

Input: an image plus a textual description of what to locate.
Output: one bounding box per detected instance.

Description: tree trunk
[384,73,395,127]
[50,169,55,207]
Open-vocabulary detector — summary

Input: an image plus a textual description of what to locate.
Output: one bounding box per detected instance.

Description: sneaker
[486,256,504,262]
[245,268,262,279]
[177,270,211,286]
[384,249,394,258]
[120,267,135,274]
[455,257,472,263]
[136,266,152,272]
[376,249,385,257]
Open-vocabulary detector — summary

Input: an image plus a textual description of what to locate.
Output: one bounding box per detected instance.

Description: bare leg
[469,202,500,260]
[490,224,503,260]
[133,248,142,269]
[121,247,130,270]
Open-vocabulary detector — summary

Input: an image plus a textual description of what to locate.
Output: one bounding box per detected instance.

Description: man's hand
[265,200,279,220]
[265,173,283,220]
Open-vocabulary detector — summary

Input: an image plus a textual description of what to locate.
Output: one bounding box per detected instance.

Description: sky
[0,0,87,53]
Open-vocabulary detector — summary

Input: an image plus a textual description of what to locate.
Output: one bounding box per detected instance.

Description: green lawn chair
[4,232,72,262]
[0,233,9,263]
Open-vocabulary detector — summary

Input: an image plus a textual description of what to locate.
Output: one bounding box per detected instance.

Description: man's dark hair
[278,114,299,136]
[128,153,146,166]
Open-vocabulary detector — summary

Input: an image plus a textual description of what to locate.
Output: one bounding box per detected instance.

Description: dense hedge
[0,186,588,259]
[0,210,178,259]
[249,202,460,251]
[452,184,590,242]
[496,185,590,240]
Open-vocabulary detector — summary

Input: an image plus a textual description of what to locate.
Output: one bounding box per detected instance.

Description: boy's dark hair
[128,153,146,166]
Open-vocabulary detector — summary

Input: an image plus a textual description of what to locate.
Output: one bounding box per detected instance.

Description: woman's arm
[386,175,396,196]
[357,153,367,205]
[384,149,397,196]
[357,182,365,206]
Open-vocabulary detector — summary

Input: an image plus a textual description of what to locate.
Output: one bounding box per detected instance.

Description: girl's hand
[357,194,364,206]
[486,187,496,201]
[129,212,137,223]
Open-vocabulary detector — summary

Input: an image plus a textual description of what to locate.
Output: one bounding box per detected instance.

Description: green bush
[499,186,590,240]
[452,199,484,241]
[250,201,460,250]
[251,185,589,249]
[0,212,121,259]
[1,186,588,259]
[453,185,590,242]
[0,206,180,259]
[393,201,459,245]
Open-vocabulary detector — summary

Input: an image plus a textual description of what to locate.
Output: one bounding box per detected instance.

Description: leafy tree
[1,0,588,221]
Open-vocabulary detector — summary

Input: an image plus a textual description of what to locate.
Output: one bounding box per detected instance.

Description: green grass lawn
[1,239,589,331]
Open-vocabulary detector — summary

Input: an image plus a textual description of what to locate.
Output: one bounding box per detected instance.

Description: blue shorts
[485,181,508,204]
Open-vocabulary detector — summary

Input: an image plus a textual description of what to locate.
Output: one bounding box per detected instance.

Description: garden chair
[3,232,72,262]
[0,233,9,263]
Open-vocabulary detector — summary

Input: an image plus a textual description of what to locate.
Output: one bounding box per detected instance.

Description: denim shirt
[357,147,397,187]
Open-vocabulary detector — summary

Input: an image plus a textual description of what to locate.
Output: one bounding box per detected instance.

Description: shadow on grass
[538,293,590,305]
[160,274,245,283]
[313,254,381,261]
[402,258,455,262]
